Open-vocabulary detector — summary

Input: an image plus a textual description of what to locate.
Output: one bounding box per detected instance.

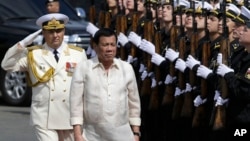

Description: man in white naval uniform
[1,13,87,141]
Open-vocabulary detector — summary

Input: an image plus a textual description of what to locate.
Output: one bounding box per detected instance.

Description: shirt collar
[92,56,120,70]
[45,42,65,54]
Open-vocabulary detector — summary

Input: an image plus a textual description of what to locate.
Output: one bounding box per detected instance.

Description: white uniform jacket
[1,42,87,129]
[70,57,141,141]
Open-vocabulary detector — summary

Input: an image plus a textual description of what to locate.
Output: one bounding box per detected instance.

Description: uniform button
[51,99,54,101]
[64,90,66,92]
[51,89,54,91]
[63,79,66,82]
[62,99,65,102]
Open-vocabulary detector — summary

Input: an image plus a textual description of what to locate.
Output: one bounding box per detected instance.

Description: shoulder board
[27,45,42,51]
[68,44,83,52]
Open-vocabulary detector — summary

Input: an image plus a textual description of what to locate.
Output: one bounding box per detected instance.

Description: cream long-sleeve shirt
[70,56,141,141]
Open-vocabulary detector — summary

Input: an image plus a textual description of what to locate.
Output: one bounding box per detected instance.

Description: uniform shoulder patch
[68,44,83,52]
[214,42,220,49]
[27,45,42,51]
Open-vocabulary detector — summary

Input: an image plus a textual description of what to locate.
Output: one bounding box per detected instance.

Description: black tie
[53,50,59,62]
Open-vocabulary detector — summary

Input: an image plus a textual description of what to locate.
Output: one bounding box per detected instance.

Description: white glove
[86,22,99,37]
[174,87,182,97]
[215,96,229,106]
[139,63,145,73]
[217,53,222,65]
[141,70,148,81]
[164,74,176,85]
[118,32,129,46]
[151,53,165,66]
[213,90,220,101]
[197,65,212,79]
[165,48,179,62]
[127,55,133,63]
[193,95,207,107]
[175,58,186,72]
[151,78,157,88]
[128,31,142,47]
[90,49,96,58]
[185,83,192,92]
[139,39,155,55]
[86,45,92,55]
[19,29,42,47]
[217,64,234,77]
[185,55,200,70]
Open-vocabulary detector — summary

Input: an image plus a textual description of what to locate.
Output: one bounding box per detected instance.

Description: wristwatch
[133,132,141,137]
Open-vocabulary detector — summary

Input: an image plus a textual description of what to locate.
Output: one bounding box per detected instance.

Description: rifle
[162,0,178,106]
[140,0,155,97]
[89,0,96,51]
[149,0,162,110]
[116,0,127,60]
[98,1,111,28]
[89,0,96,24]
[192,1,211,127]
[172,4,185,119]
[130,0,139,58]
[213,0,229,130]
[180,1,197,118]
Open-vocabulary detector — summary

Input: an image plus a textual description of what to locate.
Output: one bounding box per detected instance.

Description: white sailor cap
[36,13,69,30]
[186,1,213,14]
[225,3,241,19]
[209,3,220,17]
[197,1,213,11]
[241,6,250,20]
[161,0,172,5]
[45,0,59,4]
[174,0,190,9]
[241,5,250,28]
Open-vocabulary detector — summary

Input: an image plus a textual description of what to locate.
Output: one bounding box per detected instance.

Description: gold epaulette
[27,45,42,51]
[27,51,55,87]
[68,44,83,52]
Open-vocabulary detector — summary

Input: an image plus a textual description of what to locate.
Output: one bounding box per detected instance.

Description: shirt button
[64,90,66,92]
[62,99,65,102]
[51,99,54,101]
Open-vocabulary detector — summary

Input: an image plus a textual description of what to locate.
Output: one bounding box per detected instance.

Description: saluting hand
[19,29,42,48]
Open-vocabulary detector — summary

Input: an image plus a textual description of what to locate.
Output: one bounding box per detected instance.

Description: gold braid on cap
[27,49,55,87]
[43,18,64,30]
